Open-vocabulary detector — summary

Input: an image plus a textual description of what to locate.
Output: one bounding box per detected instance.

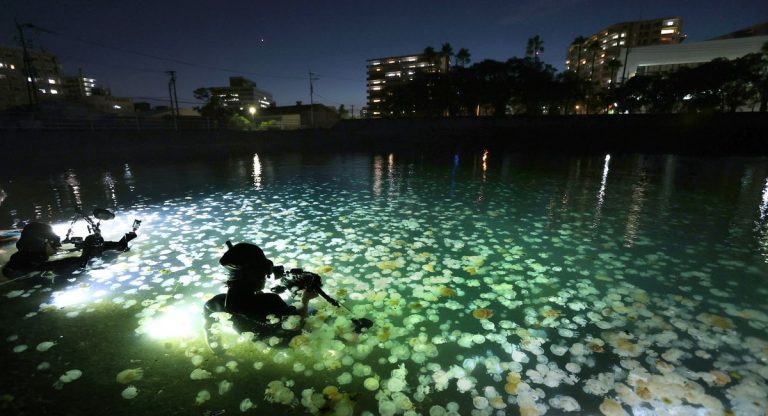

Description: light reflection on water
[1,152,768,415]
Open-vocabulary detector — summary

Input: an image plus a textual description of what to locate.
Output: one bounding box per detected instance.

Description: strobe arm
[314,287,341,308]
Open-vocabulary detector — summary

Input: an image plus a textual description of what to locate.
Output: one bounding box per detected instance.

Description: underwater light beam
[759,177,768,222]
[253,153,263,190]
[593,154,610,228]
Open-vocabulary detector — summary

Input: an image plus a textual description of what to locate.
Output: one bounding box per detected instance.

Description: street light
[248,106,256,119]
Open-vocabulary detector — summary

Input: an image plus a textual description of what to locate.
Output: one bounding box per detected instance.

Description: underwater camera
[271,266,323,296]
[62,208,140,256]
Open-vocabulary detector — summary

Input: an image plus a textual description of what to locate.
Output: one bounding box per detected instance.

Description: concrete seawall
[2,113,767,169]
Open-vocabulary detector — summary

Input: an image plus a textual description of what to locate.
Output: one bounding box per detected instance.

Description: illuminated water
[1,152,767,416]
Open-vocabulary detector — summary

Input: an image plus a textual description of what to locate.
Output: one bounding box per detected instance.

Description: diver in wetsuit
[204,242,318,335]
[1,222,136,278]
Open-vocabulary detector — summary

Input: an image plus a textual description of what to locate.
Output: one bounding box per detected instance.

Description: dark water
[1,152,767,416]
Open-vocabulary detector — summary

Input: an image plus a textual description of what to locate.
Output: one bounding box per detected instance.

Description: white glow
[52,288,90,308]
[593,154,611,229]
[143,304,202,340]
[253,153,262,190]
[50,89,58,94]
[759,178,768,221]
[661,28,676,35]
[48,79,56,84]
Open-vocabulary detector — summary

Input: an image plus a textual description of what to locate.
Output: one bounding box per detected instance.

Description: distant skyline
[1,0,766,114]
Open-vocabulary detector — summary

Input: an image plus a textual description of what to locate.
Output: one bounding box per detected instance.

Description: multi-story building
[565,17,685,88]
[0,45,63,109]
[209,76,275,112]
[62,73,97,98]
[366,53,440,118]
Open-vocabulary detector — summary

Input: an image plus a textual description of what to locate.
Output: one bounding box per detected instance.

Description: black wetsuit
[2,237,131,279]
[224,290,299,334]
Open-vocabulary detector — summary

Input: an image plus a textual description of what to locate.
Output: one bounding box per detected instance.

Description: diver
[1,221,136,279]
[204,242,318,337]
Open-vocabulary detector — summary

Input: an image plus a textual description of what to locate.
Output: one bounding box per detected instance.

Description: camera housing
[271,266,323,295]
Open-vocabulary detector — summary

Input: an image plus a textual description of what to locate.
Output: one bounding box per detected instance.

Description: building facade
[366,53,440,118]
[209,76,275,111]
[565,17,685,88]
[62,74,97,98]
[622,35,768,78]
[0,46,63,109]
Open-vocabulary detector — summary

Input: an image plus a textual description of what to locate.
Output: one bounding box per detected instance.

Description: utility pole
[166,70,178,130]
[350,105,355,119]
[15,21,37,107]
[308,71,318,128]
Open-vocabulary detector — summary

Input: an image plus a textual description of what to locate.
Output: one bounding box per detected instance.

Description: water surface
[1,152,767,415]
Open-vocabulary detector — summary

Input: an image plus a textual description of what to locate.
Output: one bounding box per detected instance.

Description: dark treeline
[382,41,768,117]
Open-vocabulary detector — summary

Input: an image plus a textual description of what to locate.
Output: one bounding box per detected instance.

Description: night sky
[2,0,766,113]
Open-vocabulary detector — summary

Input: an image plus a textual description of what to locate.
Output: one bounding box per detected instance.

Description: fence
[0,113,302,131]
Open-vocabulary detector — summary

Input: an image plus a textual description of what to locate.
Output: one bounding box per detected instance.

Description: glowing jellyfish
[116,368,144,384]
[472,308,493,319]
[36,341,56,352]
[364,377,380,391]
[472,396,489,410]
[121,386,138,399]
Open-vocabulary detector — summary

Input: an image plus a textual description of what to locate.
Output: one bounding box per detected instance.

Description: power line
[30,23,313,81]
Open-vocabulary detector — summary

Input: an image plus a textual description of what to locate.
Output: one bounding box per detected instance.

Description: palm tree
[587,40,602,81]
[571,36,587,75]
[455,48,471,67]
[423,46,439,71]
[440,43,454,72]
[607,58,623,89]
[525,35,544,62]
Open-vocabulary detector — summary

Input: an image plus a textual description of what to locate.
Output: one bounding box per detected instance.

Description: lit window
[48,78,56,84]
[28,77,32,82]
[10,64,15,69]
[373,99,381,103]
[612,34,619,39]
[621,33,626,37]
[39,88,46,94]
[372,80,382,84]
[372,86,382,91]
[405,56,417,62]
[660,29,676,35]
[371,61,381,66]
[385,71,400,77]
[612,42,617,46]
[665,21,675,26]
[387,60,395,64]
[620,41,625,45]
[373,111,381,115]
[50,89,58,94]
[113,105,122,109]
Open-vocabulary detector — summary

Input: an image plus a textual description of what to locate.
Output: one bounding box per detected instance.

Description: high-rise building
[565,17,685,88]
[209,76,275,111]
[0,45,63,109]
[366,54,441,118]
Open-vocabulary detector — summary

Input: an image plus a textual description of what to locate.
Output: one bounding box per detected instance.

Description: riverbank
[2,113,767,169]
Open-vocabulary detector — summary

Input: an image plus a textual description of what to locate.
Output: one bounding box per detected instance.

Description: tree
[571,36,587,75]
[525,35,544,62]
[423,46,439,69]
[455,48,471,67]
[606,59,623,89]
[338,104,349,119]
[587,40,602,81]
[193,87,234,127]
[440,43,454,72]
